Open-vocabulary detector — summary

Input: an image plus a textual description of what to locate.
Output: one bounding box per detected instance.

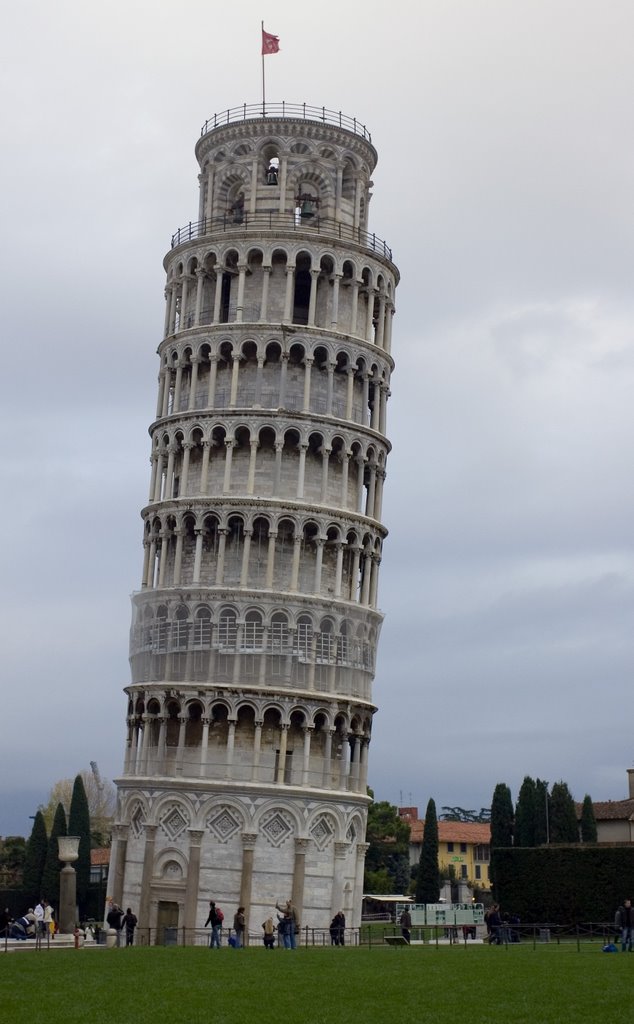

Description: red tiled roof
[91,848,111,866]
[407,819,490,844]
[589,800,634,822]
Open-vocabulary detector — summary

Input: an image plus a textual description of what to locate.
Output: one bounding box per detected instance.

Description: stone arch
[217,605,238,648]
[202,797,249,842]
[154,847,189,881]
[292,250,313,325]
[307,807,345,847]
[259,138,282,184]
[254,798,303,839]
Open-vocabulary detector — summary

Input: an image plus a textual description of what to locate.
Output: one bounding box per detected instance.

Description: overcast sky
[2,0,633,836]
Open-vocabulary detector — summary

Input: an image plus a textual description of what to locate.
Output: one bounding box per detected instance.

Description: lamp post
[58,836,80,934]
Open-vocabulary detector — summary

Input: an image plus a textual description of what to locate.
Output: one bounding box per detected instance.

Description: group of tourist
[205,898,342,949]
[1,899,57,941]
[106,903,138,946]
[484,905,521,944]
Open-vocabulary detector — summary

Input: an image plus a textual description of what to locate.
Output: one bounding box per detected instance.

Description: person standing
[276,900,298,948]
[399,907,412,944]
[43,900,54,941]
[615,899,634,952]
[233,906,246,948]
[262,916,275,949]
[121,907,138,947]
[487,904,502,945]
[106,903,124,946]
[204,900,222,948]
[34,899,45,942]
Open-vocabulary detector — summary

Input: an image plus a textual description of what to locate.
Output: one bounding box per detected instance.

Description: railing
[359,921,619,950]
[200,102,372,142]
[3,920,618,952]
[170,212,393,261]
[111,925,362,948]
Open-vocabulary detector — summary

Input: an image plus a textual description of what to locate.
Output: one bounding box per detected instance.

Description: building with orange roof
[399,808,491,890]
[575,769,634,843]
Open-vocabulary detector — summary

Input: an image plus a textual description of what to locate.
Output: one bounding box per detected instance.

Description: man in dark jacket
[204,900,222,948]
[399,908,412,944]
[107,904,124,946]
[121,908,138,947]
[615,899,634,952]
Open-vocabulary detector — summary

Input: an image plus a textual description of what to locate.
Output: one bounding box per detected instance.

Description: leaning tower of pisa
[108,102,398,941]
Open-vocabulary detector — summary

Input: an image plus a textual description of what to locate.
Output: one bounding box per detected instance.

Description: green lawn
[1,944,628,1024]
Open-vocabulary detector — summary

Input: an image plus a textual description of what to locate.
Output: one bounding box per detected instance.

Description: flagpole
[261,21,266,115]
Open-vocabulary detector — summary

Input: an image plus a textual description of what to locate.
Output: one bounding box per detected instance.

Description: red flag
[262,28,280,55]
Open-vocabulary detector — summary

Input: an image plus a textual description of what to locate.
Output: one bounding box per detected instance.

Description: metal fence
[169,212,393,262]
[3,921,620,953]
[199,103,372,142]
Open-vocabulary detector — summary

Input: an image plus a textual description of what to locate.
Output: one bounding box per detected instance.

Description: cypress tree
[415,798,440,903]
[549,781,579,843]
[22,811,48,904]
[41,802,67,909]
[490,783,513,899]
[534,779,550,845]
[514,776,537,847]
[580,794,598,842]
[68,774,91,913]
[490,783,514,848]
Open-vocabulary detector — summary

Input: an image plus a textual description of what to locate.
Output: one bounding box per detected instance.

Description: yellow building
[399,807,491,890]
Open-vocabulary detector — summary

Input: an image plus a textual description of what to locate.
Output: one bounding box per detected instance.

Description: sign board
[395,902,485,927]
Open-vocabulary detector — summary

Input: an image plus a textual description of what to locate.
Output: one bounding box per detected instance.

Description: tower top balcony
[191,101,383,249]
[198,102,374,145]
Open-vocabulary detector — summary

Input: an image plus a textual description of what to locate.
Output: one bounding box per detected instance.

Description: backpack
[216,907,224,923]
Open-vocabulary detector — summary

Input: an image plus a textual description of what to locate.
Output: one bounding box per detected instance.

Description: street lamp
[58,836,80,934]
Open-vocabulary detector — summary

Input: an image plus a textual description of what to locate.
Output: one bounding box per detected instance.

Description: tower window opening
[274,748,293,784]
[220,274,232,323]
[266,157,279,185]
[229,190,245,224]
[292,265,311,325]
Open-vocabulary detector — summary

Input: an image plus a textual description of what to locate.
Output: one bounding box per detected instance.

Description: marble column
[239,833,258,946]
[107,823,129,913]
[330,841,350,919]
[183,830,204,938]
[138,824,158,941]
[291,837,309,932]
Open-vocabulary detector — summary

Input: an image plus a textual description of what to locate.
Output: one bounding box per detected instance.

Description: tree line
[1,770,115,920]
[363,777,600,907]
[490,777,597,850]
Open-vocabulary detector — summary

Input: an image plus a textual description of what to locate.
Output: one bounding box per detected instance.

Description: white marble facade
[109,103,398,941]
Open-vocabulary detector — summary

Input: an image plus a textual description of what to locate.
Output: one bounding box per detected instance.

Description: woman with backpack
[204,900,223,948]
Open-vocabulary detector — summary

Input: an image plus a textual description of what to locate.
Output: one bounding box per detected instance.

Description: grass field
[1,944,629,1024]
